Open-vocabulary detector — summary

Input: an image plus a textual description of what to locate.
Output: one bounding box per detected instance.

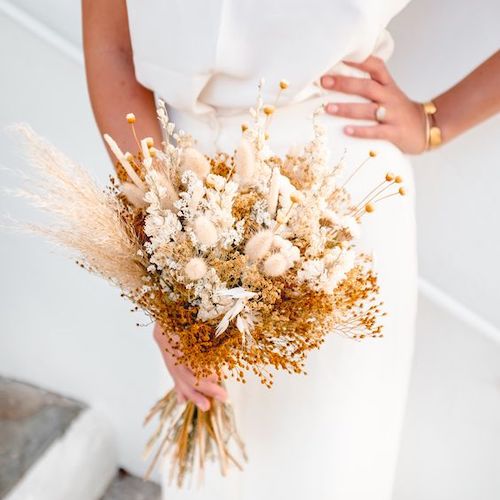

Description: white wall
[1,0,499,495]
[388,0,500,328]
[0,4,166,480]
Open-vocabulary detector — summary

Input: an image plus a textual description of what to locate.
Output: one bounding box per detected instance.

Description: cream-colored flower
[263,253,289,277]
[193,216,218,246]
[244,230,273,262]
[234,139,255,185]
[179,147,211,180]
[184,257,207,280]
[121,182,146,208]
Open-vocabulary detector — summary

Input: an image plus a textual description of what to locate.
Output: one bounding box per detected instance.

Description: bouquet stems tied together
[143,387,246,487]
[14,79,406,487]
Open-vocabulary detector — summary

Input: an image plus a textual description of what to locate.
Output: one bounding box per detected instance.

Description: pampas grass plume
[193,216,218,246]
[184,257,207,280]
[179,147,211,180]
[244,230,273,262]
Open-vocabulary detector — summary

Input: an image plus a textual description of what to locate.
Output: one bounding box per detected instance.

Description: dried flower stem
[143,388,246,488]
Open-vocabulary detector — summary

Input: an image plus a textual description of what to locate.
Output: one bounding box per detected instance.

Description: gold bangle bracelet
[422,101,442,150]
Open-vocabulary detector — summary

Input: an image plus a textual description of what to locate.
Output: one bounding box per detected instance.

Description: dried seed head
[241,123,248,132]
[263,105,275,116]
[290,191,304,204]
[263,253,289,277]
[245,230,274,262]
[234,139,255,185]
[279,79,289,90]
[369,150,377,157]
[179,147,211,180]
[184,258,207,280]
[193,216,218,246]
[276,213,288,225]
[267,167,281,217]
[121,182,146,208]
[126,113,136,124]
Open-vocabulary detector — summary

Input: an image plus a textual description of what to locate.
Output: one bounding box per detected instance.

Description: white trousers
[161,95,417,500]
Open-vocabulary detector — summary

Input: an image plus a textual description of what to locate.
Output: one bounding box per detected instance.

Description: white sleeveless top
[125,0,410,117]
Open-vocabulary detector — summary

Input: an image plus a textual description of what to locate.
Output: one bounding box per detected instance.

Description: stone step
[0,376,116,500]
[101,469,161,500]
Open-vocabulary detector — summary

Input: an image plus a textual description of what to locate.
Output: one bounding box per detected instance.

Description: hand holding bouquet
[14,81,406,487]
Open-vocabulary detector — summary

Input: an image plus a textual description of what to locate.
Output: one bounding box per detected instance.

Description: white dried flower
[103,134,145,190]
[121,182,146,208]
[184,257,207,280]
[193,216,218,246]
[206,173,226,191]
[267,167,281,217]
[188,179,205,213]
[234,139,255,185]
[179,147,211,180]
[244,230,274,262]
[263,253,289,277]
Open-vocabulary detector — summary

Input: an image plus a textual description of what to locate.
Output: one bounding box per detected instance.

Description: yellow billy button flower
[263,105,275,116]
[290,191,304,204]
[279,79,289,90]
[144,137,154,147]
[385,172,395,182]
[126,113,136,124]
[399,187,407,196]
[369,150,377,158]
[365,202,375,213]
[241,123,248,132]
[395,175,403,184]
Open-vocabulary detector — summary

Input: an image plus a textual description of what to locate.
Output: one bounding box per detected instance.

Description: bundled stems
[143,388,247,488]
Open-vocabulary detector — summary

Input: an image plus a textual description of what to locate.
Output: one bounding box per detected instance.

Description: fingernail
[322,75,335,88]
[345,127,354,135]
[327,103,338,114]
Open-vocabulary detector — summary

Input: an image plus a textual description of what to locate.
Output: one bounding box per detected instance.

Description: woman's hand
[153,323,227,411]
[321,56,427,154]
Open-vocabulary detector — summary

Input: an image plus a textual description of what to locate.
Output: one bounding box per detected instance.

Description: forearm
[433,50,500,144]
[84,50,162,153]
[82,0,162,164]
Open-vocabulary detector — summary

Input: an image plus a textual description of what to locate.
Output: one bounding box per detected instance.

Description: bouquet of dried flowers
[14,81,405,487]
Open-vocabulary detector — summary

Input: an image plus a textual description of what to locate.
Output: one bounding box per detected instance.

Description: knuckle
[372,56,384,69]
[365,81,379,99]
[333,76,344,90]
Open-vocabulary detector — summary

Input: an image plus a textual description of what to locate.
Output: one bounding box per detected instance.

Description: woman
[82,1,500,498]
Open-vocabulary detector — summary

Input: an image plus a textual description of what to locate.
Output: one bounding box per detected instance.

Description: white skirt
[161,94,417,500]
